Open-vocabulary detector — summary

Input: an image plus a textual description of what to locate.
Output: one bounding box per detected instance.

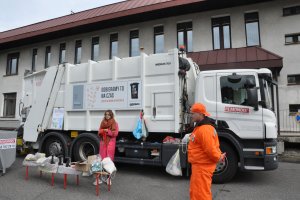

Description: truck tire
[72,133,99,161]
[40,132,71,158]
[213,142,238,183]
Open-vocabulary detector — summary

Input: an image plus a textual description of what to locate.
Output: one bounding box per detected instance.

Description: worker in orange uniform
[188,103,226,200]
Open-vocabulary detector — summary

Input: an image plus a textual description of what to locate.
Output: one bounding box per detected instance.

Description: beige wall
[0,0,300,128]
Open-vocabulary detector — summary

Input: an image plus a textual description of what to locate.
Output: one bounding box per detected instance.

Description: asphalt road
[0,157,300,200]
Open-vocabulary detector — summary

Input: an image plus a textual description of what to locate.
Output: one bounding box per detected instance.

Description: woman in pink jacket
[93,110,118,186]
[98,110,118,161]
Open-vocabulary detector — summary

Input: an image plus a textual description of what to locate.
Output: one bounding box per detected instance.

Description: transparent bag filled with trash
[166,149,182,176]
[90,155,102,173]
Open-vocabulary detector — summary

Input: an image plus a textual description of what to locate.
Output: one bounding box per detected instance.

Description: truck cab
[196,68,278,182]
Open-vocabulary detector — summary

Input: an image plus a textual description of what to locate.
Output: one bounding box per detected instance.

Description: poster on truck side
[50,108,64,129]
[85,80,142,110]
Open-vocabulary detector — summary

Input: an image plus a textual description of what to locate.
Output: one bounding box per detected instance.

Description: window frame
[177,22,193,52]
[32,49,37,72]
[285,33,300,45]
[211,16,232,50]
[283,5,300,16]
[110,33,118,59]
[3,93,17,118]
[244,12,261,47]
[287,74,300,85]
[154,26,164,54]
[289,104,300,115]
[45,46,51,68]
[129,30,140,57]
[59,43,66,64]
[6,52,19,76]
[91,37,100,61]
[74,40,82,64]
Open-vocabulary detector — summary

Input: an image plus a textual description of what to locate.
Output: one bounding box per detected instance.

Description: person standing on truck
[188,103,226,200]
[94,110,118,185]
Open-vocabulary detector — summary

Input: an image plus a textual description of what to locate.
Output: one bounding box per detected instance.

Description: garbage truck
[18,48,278,183]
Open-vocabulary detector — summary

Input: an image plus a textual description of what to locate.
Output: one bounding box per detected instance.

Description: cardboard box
[74,155,97,172]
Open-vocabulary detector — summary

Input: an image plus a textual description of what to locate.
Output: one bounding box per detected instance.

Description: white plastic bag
[166,149,182,176]
[102,157,117,174]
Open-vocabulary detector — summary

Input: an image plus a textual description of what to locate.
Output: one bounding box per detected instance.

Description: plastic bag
[166,149,182,176]
[90,155,102,172]
[102,157,117,174]
[133,118,143,139]
[141,118,149,138]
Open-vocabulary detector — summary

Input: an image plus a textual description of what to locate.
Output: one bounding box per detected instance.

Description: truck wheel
[41,132,70,158]
[213,142,238,183]
[72,133,99,161]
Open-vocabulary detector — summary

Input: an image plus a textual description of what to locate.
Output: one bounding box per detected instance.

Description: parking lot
[0,157,300,200]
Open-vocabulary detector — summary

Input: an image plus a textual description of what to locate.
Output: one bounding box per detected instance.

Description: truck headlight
[266,146,277,154]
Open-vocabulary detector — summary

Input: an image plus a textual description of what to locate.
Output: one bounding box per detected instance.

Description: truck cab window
[220,75,255,106]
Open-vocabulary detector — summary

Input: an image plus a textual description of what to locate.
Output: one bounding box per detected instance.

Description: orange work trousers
[190,165,214,200]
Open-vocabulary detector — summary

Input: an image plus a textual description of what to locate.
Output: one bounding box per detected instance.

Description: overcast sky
[0,0,124,32]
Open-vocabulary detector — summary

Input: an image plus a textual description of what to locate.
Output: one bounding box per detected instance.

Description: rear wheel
[72,133,99,161]
[213,142,238,183]
[41,132,70,158]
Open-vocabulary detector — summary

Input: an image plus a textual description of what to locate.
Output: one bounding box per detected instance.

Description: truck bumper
[242,139,278,171]
[264,139,278,170]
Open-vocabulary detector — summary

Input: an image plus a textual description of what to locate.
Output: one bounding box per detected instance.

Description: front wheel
[213,142,238,183]
[72,133,99,161]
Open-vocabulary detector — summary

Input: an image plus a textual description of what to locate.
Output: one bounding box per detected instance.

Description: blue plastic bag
[133,118,143,139]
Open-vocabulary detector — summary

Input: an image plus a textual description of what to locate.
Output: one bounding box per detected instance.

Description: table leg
[76,175,79,185]
[25,166,28,180]
[51,173,54,186]
[64,174,67,189]
[108,176,111,191]
[96,174,99,196]
[40,170,42,177]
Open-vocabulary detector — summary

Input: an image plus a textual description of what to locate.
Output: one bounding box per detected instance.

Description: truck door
[216,72,263,139]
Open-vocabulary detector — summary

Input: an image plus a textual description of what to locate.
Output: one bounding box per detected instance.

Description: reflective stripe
[243,148,264,152]
[244,166,264,170]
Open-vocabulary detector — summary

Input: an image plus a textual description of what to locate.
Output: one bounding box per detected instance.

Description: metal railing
[279,110,300,135]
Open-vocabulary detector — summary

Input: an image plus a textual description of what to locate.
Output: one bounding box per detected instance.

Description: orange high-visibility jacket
[188,124,221,170]
[188,123,222,200]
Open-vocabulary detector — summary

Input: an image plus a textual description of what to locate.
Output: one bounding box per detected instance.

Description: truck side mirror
[247,88,259,111]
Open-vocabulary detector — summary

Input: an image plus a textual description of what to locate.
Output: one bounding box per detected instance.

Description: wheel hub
[215,157,228,174]
[78,142,96,160]
[49,141,63,156]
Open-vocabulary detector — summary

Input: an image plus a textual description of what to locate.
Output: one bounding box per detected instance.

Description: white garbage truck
[18,49,278,183]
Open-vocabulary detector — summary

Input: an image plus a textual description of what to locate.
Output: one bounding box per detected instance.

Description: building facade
[0,0,299,133]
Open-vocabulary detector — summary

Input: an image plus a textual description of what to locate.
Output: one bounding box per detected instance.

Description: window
[91,37,100,61]
[212,16,231,49]
[130,30,139,57]
[45,46,51,68]
[287,74,300,85]
[75,40,82,64]
[59,43,66,64]
[245,12,260,46]
[283,5,300,16]
[285,33,300,44]
[289,104,300,114]
[154,26,164,53]
[3,93,16,118]
[110,33,118,59]
[220,75,255,106]
[32,49,37,72]
[6,53,19,75]
[177,22,193,52]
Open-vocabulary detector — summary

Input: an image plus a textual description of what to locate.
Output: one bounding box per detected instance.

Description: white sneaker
[93,178,103,186]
